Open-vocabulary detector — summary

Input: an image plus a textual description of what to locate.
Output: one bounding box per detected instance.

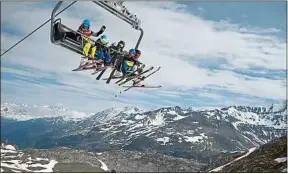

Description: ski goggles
[83,24,90,28]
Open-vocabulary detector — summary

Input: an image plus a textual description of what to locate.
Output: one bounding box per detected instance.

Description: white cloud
[1,1,286,112]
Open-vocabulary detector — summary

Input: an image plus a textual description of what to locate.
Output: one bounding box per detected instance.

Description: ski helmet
[100,35,109,45]
[129,48,136,56]
[83,19,90,28]
[136,49,141,55]
[135,49,141,59]
[117,40,125,48]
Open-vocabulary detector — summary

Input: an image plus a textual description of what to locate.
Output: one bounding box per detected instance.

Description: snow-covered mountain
[1,102,287,163]
[1,103,91,121]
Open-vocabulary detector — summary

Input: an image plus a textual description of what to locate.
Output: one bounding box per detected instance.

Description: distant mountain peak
[1,102,89,121]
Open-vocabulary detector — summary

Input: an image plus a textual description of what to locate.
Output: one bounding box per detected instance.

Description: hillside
[0,141,204,173]
[202,136,287,173]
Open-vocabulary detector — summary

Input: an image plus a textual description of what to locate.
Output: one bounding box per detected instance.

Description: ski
[114,70,138,84]
[105,56,124,84]
[114,64,146,84]
[102,76,123,80]
[96,54,119,80]
[118,66,154,86]
[106,68,117,84]
[71,61,97,71]
[96,68,107,80]
[72,63,88,71]
[91,66,110,75]
[72,55,92,71]
[123,67,161,92]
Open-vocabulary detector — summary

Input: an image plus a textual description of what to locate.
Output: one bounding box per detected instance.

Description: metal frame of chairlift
[50,1,144,56]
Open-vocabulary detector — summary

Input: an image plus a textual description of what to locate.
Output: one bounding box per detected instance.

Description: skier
[120,48,139,75]
[109,40,126,66]
[110,40,125,53]
[76,19,106,59]
[134,49,144,72]
[79,34,110,68]
[85,34,109,63]
[94,48,111,66]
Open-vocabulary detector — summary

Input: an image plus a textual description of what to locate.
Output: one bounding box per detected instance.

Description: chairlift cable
[1,1,76,58]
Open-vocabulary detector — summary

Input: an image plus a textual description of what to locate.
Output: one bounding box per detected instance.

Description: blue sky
[184,1,286,37]
[1,1,287,113]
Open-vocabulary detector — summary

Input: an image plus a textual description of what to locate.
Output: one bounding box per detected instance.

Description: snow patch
[167,110,177,115]
[96,158,109,171]
[1,149,17,154]
[122,106,140,115]
[182,110,189,114]
[184,133,207,143]
[232,121,244,131]
[5,145,16,151]
[150,112,165,126]
[274,157,287,163]
[127,123,143,131]
[244,131,265,144]
[1,158,58,172]
[173,115,187,121]
[126,120,135,124]
[262,129,268,136]
[1,143,58,172]
[135,114,146,120]
[156,137,170,145]
[30,159,58,172]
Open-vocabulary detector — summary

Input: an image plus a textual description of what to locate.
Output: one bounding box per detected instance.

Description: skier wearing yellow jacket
[77,19,106,59]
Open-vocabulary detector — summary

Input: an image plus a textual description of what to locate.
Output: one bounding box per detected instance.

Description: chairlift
[49,1,161,91]
[50,1,144,56]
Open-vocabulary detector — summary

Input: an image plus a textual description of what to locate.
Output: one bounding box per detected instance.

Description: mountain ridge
[1,102,287,163]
